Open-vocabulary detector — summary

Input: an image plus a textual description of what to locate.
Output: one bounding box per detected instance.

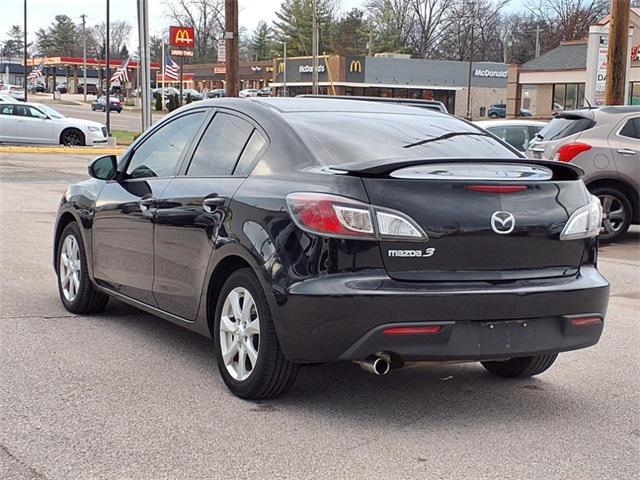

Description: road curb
[0,146,124,154]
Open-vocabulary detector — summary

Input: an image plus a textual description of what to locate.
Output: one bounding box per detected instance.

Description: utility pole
[535,25,541,58]
[466,4,475,121]
[311,0,319,95]
[137,0,151,130]
[368,30,373,57]
[81,14,87,102]
[605,0,630,105]
[23,0,28,101]
[105,0,111,136]
[225,0,239,97]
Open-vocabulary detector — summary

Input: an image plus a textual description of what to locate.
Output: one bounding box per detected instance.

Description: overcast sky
[2,0,524,52]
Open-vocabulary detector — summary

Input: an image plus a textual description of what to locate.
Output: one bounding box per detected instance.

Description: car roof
[247,97,441,116]
[475,119,547,127]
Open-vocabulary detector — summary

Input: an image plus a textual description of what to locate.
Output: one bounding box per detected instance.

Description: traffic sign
[217,38,226,63]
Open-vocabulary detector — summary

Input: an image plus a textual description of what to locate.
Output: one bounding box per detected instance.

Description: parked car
[239,88,259,98]
[28,82,46,93]
[53,98,609,400]
[487,103,532,118]
[78,84,98,95]
[207,89,226,98]
[302,94,448,113]
[91,96,123,113]
[0,84,25,101]
[257,87,273,97]
[0,94,19,103]
[475,119,547,152]
[110,85,123,95]
[527,106,640,241]
[56,83,68,94]
[0,102,107,146]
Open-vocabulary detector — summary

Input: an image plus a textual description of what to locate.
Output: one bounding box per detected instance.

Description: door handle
[617,148,636,155]
[203,196,225,213]
[139,196,156,211]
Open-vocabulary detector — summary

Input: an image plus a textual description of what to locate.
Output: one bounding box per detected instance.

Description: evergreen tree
[273,0,336,57]
[36,15,80,56]
[250,21,277,61]
[3,25,24,57]
[120,45,129,59]
[331,9,369,55]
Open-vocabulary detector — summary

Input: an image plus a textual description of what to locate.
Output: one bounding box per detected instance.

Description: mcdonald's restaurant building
[270,55,509,116]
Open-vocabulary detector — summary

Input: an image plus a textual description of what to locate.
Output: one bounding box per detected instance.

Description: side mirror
[88,155,118,180]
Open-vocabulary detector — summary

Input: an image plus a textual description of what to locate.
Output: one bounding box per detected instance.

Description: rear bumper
[273,267,609,362]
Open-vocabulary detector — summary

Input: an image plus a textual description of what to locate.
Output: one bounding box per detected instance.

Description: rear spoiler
[326,158,584,180]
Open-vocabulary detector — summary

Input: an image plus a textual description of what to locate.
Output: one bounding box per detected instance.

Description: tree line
[1,0,618,67]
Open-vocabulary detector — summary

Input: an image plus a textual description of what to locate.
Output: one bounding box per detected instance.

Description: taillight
[286,192,427,240]
[286,192,375,239]
[553,142,591,162]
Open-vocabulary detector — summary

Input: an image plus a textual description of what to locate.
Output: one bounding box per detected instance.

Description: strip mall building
[187,55,509,117]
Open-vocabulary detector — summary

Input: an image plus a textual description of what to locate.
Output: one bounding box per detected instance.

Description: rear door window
[618,117,640,139]
[536,117,594,142]
[186,112,255,176]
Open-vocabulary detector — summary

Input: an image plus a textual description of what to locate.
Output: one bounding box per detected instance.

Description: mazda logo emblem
[490,211,515,234]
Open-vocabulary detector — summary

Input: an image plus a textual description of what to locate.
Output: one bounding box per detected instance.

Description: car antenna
[585,97,593,109]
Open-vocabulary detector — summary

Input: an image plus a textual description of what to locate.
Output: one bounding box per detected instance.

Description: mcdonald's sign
[170,26,195,48]
[349,60,362,73]
[278,62,285,73]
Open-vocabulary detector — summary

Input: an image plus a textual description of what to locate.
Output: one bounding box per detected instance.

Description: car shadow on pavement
[96,298,593,430]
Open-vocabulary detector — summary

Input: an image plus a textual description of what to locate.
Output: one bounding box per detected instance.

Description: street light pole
[283,41,287,97]
[311,0,319,95]
[23,0,28,101]
[137,0,151,130]
[81,14,87,102]
[105,0,111,136]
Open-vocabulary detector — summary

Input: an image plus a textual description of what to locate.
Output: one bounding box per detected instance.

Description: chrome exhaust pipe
[355,354,391,376]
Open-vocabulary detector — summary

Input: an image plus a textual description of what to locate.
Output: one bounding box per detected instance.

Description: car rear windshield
[286,112,517,166]
[536,116,594,141]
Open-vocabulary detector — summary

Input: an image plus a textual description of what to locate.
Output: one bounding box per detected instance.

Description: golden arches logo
[278,62,285,73]
[175,29,193,46]
[349,60,362,73]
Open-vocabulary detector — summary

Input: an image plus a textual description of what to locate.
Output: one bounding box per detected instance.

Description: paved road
[1,153,638,480]
[33,97,165,133]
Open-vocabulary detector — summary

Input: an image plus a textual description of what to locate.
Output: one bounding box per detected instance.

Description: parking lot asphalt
[1,152,638,480]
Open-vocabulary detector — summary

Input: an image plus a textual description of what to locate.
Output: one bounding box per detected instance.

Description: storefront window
[629,82,640,105]
[553,84,566,110]
[553,83,585,110]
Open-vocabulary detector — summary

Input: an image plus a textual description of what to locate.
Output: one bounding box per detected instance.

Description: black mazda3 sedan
[53,98,609,399]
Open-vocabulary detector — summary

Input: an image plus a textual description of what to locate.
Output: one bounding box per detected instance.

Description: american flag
[164,53,180,81]
[110,57,131,84]
[27,61,45,81]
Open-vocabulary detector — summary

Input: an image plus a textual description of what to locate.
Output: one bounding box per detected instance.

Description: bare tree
[366,0,415,53]
[164,0,225,62]
[527,0,608,47]
[87,21,132,58]
[407,0,456,59]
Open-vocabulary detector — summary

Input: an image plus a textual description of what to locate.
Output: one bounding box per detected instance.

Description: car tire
[213,268,299,400]
[488,113,498,118]
[60,128,86,146]
[590,186,632,242]
[481,354,557,378]
[56,222,109,314]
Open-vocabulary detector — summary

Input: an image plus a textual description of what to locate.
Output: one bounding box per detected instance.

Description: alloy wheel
[62,131,82,146]
[59,235,81,302]
[598,194,626,237]
[219,287,260,382]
